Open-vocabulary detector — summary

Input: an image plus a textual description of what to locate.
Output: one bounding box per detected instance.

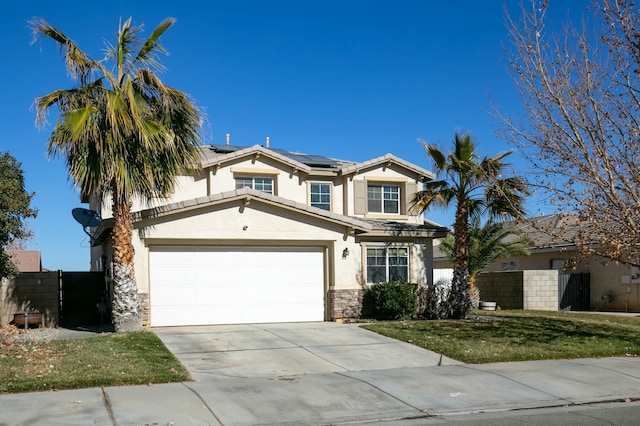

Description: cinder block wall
[476,270,558,311]
[523,270,558,310]
[476,271,524,309]
[0,272,59,327]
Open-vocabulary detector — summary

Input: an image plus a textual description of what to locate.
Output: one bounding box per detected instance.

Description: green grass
[361,310,640,364]
[0,331,191,394]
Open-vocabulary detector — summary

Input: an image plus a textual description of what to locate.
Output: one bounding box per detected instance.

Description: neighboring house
[90,141,448,326]
[5,250,44,272]
[433,214,640,312]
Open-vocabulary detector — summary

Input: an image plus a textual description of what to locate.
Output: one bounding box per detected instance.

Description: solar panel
[210,144,245,154]
[305,155,339,167]
[210,145,339,167]
[271,148,338,167]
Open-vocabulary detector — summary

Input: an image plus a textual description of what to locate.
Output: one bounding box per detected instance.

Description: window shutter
[354,180,366,214]
[403,182,417,214]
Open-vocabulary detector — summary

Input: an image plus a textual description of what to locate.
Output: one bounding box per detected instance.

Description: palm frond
[34,17,204,203]
[29,18,100,86]
[426,143,447,171]
[453,132,476,163]
[440,218,531,277]
[412,181,455,214]
[485,176,529,220]
[135,18,175,69]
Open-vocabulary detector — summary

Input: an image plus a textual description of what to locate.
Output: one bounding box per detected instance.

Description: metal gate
[559,272,590,311]
[59,271,108,328]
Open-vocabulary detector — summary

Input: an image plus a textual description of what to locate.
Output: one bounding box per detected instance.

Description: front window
[310,183,331,211]
[502,260,518,271]
[366,247,409,283]
[235,176,273,194]
[367,184,399,214]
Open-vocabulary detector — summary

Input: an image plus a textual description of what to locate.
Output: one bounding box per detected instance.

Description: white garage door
[149,246,325,326]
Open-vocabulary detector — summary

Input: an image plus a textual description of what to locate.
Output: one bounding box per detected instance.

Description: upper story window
[367,184,400,214]
[366,247,409,283]
[235,176,274,194]
[502,260,518,271]
[310,183,331,211]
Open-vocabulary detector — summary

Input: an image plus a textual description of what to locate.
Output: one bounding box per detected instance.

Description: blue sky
[0,1,588,271]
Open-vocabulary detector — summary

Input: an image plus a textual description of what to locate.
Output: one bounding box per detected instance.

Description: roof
[513,214,586,250]
[95,188,448,242]
[359,219,449,240]
[340,153,435,181]
[200,144,434,179]
[5,250,43,272]
[125,187,374,232]
[201,145,314,174]
[209,144,342,168]
[432,213,592,260]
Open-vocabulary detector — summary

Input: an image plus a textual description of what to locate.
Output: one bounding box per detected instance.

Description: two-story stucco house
[89,140,448,327]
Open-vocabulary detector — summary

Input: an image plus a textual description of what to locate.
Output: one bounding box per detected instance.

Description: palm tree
[31,17,204,331]
[414,132,528,318]
[439,216,531,307]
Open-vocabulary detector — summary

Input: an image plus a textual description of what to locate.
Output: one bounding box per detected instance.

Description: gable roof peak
[340,153,435,181]
[201,144,313,173]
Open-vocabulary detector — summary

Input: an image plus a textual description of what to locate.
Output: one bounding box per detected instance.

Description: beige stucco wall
[92,154,431,231]
[98,198,436,310]
[587,260,639,312]
[347,164,424,225]
[96,156,353,219]
[129,199,365,295]
[88,153,439,324]
[96,174,209,219]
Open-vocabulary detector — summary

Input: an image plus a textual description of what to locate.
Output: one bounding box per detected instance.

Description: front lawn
[0,329,191,394]
[361,310,640,363]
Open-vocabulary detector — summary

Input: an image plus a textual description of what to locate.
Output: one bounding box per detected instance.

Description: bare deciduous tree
[499,0,640,267]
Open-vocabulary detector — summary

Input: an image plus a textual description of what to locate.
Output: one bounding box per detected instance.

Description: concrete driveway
[153,321,461,381]
[150,322,465,424]
[3,322,640,425]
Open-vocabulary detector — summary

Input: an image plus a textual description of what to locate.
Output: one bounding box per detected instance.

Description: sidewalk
[1,355,639,425]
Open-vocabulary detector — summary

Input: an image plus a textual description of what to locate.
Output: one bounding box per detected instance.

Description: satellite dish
[72,208,102,227]
[72,208,102,242]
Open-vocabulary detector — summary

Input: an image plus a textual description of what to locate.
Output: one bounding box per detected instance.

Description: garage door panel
[154,265,197,283]
[198,306,239,325]
[197,286,238,301]
[153,288,197,306]
[150,247,325,326]
[203,269,236,283]
[243,267,282,282]
[153,307,198,325]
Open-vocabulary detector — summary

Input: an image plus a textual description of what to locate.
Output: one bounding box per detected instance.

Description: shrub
[361,282,418,320]
[417,278,453,320]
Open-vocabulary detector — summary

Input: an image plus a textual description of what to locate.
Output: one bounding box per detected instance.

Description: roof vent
[225,133,230,145]
[265,136,270,148]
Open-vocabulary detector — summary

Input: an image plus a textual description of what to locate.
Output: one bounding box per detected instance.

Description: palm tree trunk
[111,190,141,332]
[451,199,472,318]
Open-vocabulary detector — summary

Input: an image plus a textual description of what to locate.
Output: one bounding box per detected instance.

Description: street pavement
[1,321,639,425]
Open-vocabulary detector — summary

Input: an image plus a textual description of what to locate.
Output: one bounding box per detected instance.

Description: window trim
[365,246,410,284]
[502,260,518,271]
[309,182,332,211]
[234,176,275,195]
[367,183,400,214]
[354,178,418,217]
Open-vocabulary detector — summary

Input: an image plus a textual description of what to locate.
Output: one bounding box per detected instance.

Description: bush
[417,278,453,320]
[361,282,418,320]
